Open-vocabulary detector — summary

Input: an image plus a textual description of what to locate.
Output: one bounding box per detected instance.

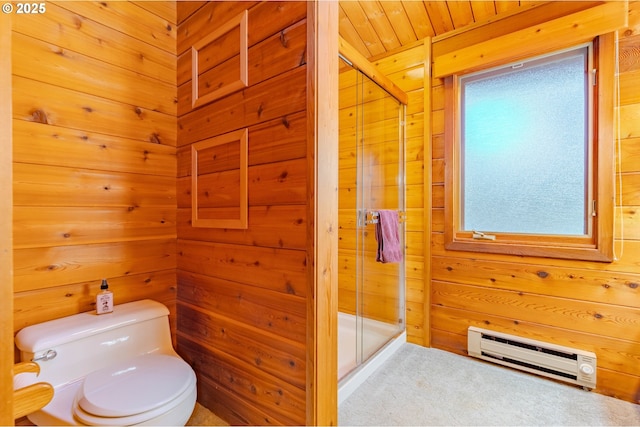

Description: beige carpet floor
[339,343,640,426]
[187,343,640,426]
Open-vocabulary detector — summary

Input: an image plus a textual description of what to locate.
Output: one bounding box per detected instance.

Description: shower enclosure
[337,47,406,398]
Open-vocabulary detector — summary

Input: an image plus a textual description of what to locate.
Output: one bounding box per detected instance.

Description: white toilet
[15,299,197,426]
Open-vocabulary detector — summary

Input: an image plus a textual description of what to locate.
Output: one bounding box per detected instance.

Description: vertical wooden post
[423,37,432,347]
[307,0,339,425]
[1,9,14,426]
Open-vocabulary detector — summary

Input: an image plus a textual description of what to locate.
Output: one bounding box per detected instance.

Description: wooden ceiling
[338,1,532,59]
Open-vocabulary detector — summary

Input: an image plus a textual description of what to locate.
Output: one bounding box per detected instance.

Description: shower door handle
[357,209,367,228]
[357,210,379,227]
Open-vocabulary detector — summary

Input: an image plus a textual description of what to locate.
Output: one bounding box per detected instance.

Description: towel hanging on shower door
[375,210,402,263]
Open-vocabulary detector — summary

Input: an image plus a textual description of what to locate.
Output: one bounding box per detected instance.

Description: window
[461,46,590,236]
[444,38,614,261]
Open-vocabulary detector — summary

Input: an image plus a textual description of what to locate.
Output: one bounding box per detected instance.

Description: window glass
[459,46,590,236]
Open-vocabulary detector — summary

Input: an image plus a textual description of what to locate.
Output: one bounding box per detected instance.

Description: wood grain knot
[279,30,288,48]
[30,109,49,124]
[536,271,549,279]
[285,282,296,295]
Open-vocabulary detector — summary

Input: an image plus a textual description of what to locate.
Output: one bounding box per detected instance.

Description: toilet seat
[72,354,196,425]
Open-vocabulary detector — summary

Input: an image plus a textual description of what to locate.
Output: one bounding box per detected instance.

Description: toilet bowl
[15,300,197,426]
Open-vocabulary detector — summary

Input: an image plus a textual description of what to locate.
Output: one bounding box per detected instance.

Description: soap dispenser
[96,278,114,315]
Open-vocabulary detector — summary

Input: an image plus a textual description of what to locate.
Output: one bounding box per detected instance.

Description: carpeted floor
[339,343,640,426]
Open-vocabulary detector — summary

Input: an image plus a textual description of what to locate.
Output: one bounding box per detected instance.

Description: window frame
[444,35,615,262]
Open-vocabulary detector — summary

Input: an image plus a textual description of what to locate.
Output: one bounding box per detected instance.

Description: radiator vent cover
[468,327,596,389]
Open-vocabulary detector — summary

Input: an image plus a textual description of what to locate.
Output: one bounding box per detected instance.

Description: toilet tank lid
[15,299,169,353]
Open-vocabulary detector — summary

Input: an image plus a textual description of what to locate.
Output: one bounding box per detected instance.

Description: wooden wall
[372,43,429,345]
[338,43,428,344]
[428,2,640,404]
[175,2,313,425]
[12,1,178,334]
[2,10,14,425]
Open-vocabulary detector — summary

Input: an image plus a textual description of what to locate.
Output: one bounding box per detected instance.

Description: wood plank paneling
[13,32,176,115]
[434,2,628,78]
[177,19,307,111]
[12,2,176,85]
[1,10,13,425]
[432,256,640,307]
[179,336,304,426]
[430,305,640,377]
[177,240,307,297]
[177,159,307,208]
[14,239,176,293]
[177,206,307,250]
[177,2,206,25]
[14,205,175,250]
[14,163,175,208]
[178,303,306,389]
[178,66,306,146]
[176,2,313,424]
[12,1,177,339]
[428,2,640,404]
[132,1,176,24]
[176,112,307,176]
[14,270,177,331]
[12,76,176,146]
[178,271,306,343]
[433,280,640,342]
[13,121,176,176]
[55,1,176,54]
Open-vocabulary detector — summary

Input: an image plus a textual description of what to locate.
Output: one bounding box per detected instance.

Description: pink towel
[375,210,402,263]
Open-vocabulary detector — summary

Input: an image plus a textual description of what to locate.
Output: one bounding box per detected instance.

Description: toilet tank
[15,299,176,389]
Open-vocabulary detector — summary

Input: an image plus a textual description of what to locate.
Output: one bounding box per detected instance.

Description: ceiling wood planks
[339,1,537,59]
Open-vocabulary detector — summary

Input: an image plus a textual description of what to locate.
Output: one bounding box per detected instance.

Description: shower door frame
[338,36,409,375]
[338,38,409,106]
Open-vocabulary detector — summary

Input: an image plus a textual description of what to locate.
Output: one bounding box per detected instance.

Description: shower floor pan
[338,311,406,404]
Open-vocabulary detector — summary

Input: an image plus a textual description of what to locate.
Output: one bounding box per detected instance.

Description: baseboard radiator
[468,327,597,389]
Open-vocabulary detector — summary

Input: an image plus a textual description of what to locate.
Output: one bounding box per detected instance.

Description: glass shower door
[355,73,405,366]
